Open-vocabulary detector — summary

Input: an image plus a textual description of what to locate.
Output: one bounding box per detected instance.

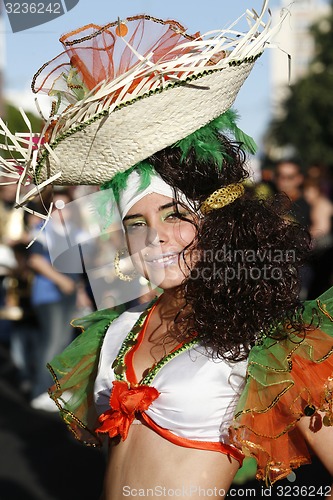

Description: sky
[1,0,294,150]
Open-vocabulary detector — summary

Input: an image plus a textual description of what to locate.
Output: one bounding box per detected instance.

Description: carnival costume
[46,285,333,484]
[1,1,333,487]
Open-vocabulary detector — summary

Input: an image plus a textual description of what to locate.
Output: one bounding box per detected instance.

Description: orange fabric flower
[96,380,160,440]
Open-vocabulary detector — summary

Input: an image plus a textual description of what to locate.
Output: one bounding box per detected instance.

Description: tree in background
[0,102,42,159]
[266,0,333,168]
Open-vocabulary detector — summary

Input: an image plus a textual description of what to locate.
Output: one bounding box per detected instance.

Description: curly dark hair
[149,135,311,361]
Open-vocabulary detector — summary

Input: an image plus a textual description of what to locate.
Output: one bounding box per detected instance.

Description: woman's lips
[144,252,179,268]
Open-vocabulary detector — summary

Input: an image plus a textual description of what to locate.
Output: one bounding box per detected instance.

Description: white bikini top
[94,302,248,459]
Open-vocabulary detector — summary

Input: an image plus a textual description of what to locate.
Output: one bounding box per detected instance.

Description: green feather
[136,161,156,191]
[174,109,257,168]
[234,126,257,154]
[101,161,155,199]
[99,161,156,228]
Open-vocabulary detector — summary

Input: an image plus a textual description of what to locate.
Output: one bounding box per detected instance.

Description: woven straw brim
[36,62,255,185]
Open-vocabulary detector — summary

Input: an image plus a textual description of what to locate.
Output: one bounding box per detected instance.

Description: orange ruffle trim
[229,326,333,484]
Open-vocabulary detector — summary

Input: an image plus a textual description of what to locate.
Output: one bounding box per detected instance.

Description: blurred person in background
[0,180,25,370]
[274,159,311,228]
[9,242,39,396]
[304,178,333,298]
[28,188,93,411]
[274,159,312,299]
[307,163,333,200]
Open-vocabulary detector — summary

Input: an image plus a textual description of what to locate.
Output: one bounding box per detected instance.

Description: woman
[47,134,333,499]
[98,184,241,498]
[98,137,333,497]
[1,7,332,498]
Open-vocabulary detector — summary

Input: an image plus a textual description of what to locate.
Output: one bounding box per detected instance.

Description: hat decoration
[0,0,282,221]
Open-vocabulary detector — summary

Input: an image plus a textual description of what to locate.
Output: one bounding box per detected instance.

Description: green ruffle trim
[47,308,120,447]
[240,288,333,405]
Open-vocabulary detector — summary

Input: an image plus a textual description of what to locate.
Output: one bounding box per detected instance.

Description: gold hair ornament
[114,249,137,282]
[200,183,245,215]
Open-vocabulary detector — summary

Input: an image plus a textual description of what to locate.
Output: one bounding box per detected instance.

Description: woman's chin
[144,267,187,290]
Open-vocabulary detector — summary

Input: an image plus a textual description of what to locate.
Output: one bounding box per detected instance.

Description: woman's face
[123,193,197,290]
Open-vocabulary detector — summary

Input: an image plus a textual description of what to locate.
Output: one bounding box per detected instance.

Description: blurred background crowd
[1,0,333,498]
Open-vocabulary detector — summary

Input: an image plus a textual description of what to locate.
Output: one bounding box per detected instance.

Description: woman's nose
[145,224,168,246]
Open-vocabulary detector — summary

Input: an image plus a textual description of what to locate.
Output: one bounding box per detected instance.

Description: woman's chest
[129,319,186,382]
[94,309,248,436]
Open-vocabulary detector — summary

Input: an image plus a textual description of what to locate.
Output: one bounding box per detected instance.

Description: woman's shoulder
[71,300,151,331]
[71,307,121,332]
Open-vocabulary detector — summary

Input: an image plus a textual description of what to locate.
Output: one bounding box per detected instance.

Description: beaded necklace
[111,297,198,386]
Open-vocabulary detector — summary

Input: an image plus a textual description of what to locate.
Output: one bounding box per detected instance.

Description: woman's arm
[297,412,333,499]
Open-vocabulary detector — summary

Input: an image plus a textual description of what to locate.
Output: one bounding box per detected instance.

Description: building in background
[271,0,330,119]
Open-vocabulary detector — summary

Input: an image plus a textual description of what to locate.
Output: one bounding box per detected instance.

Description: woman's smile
[144,251,179,268]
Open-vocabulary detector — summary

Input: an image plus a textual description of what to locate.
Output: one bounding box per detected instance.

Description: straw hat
[0,1,281,216]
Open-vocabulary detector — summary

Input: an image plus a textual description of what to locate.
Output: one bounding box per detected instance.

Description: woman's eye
[165,211,189,221]
[165,212,178,220]
[125,221,146,232]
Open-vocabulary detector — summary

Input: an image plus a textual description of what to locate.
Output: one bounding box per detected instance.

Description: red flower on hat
[96,380,160,440]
